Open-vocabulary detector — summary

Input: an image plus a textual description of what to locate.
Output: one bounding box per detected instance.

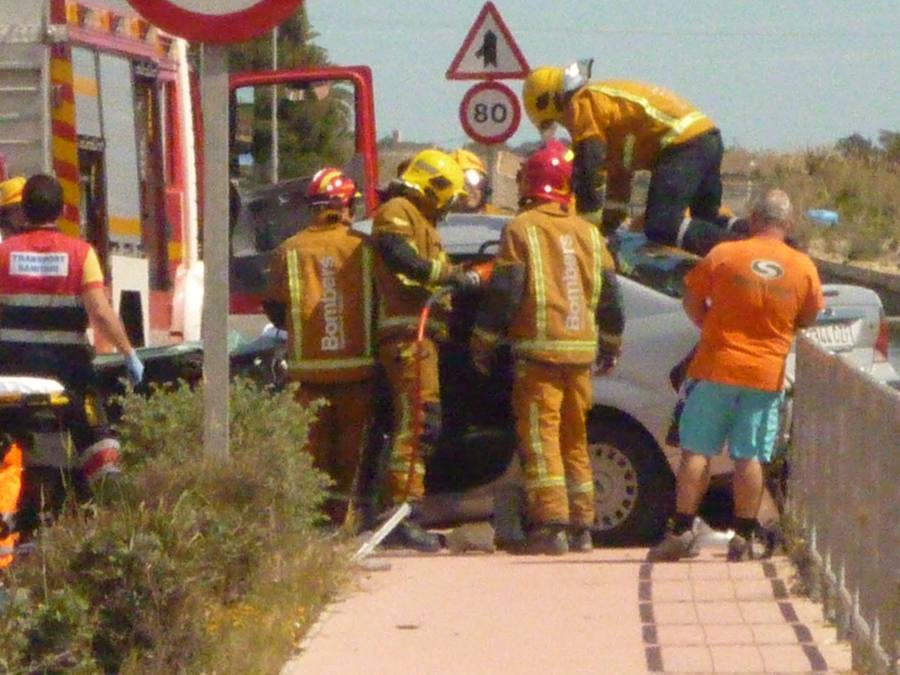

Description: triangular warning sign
[446,2,530,80]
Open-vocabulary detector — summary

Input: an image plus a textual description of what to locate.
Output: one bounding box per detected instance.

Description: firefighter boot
[382,520,442,553]
[568,526,593,553]
[525,525,569,556]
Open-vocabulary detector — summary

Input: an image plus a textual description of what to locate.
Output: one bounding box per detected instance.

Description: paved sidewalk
[283,546,852,674]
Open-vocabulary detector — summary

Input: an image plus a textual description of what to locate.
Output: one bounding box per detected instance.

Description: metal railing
[789,335,900,674]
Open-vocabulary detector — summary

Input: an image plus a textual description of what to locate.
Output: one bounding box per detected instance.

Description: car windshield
[613,231,700,298]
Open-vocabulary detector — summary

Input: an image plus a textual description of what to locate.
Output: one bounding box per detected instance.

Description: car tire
[587,413,675,546]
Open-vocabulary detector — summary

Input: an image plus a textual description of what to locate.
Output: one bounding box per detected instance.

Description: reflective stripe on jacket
[372,196,451,342]
[0,228,98,357]
[270,222,376,383]
[564,80,716,206]
[503,203,611,365]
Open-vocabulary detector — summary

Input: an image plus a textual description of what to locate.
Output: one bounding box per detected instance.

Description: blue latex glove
[125,350,144,386]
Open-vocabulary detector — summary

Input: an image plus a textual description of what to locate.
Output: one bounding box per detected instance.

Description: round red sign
[126,0,303,44]
[459,81,521,145]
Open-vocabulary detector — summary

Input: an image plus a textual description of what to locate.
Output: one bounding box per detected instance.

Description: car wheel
[587,415,675,545]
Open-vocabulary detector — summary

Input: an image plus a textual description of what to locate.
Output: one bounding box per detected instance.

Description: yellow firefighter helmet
[400,149,466,211]
[522,66,565,130]
[450,149,486,177]
[0,177,26,207]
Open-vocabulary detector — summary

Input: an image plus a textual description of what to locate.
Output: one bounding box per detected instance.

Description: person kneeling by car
[647,189,824,563]
[471,142,624,555]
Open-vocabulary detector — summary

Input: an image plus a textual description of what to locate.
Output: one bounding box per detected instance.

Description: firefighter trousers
[512,359,594,529]
[295,379,373,523]
[378,338,441,504]
[644,129,739,256]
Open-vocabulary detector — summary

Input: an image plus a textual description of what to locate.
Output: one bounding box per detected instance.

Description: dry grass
[723,148,900,267]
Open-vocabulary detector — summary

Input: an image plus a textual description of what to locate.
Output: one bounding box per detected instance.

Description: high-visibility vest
[504,203,611,365]
[274,224,376,384]
[0,228,98,362]
[0,440,23,569]
[565,79,716,173]
[372,196,451,342]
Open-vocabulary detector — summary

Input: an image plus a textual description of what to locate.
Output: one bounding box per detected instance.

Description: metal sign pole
[201,44,230,459]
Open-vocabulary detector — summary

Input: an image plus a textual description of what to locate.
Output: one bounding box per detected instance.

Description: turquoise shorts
[678,380,784,462]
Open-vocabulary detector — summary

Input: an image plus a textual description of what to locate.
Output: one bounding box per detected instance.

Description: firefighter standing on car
[522,62,747,255]
[471,143,625,555]
[371,149,481,551]
[264,168,375,526]
[0,175,143,490]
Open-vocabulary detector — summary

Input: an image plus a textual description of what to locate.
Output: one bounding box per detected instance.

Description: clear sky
[305,0,899,151]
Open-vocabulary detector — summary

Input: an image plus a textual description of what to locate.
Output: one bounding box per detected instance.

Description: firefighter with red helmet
[371,148,481,551]
[471,143,625,554]
[264,168,375,526]
[0,175,142,491]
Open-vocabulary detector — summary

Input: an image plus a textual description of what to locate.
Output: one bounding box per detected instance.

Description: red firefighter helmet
[306,167,358,208]
[520,140,573,205]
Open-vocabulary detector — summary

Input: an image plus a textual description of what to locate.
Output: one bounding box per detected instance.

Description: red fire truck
[0,0,378,342]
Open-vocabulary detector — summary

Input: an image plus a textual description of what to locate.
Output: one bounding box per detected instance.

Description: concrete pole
[271,26,279,184]
[201,44,230,459]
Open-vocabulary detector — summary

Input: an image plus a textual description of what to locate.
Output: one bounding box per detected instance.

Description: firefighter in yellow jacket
[372,149,481,551]
[522,62,746,255]
[471,142,625,555]
[264,168,375,525]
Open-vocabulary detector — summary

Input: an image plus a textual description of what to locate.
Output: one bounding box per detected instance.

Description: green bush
[0,380,346,674]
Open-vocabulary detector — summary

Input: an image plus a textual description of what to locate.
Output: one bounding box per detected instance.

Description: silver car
[359,215,900,543]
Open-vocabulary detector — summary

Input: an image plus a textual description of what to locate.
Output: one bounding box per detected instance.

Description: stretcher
[0,376,70,567]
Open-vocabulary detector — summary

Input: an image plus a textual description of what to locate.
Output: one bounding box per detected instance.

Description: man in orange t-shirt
[649,189,824,562]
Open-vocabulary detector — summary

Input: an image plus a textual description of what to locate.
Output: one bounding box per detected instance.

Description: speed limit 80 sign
[459,81,521,145]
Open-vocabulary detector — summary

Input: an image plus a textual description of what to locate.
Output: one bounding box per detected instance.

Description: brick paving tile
[704,624,755,645]
[659,645,714,672]
[690,563,732,580]
[653,580,696,601]
[649,563,692,580]
[735,579,779,601]
[750,623,801,645]
[696,601,745,625]
[656,624,707,645]
[759,644,816,673]
[738,601,788,624]
[710,644,765,672]
[693,580,737,601]
[728,563,769,580]
[654,601,700,624]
